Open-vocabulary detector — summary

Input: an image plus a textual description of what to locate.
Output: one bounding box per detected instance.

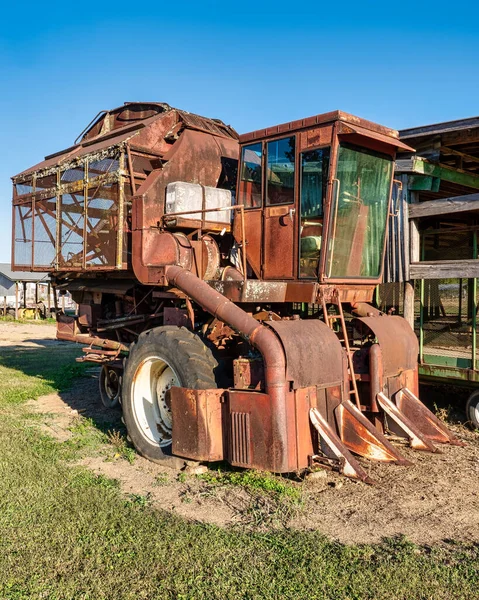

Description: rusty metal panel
[395,388,465,447]
[335,401,411,465]
[240,110,404,146]
[352,315,419,377]
[299,125,333,152]
[170,387,225,462]
[227,390,299,472]
[177,110,238,140]
[233,358,264,390]
[267,319,344,389]
[262,205,296,280]
[56,314,80,338]
[227,390,273,469]
[309,406,376,484]
[338,121,415,152]
[77,304,102,328]
[163,307,189,327]
[233,208,262,278]
[326,386,343,427]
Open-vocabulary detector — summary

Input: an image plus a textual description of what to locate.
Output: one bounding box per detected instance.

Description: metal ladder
[321,297,361,410]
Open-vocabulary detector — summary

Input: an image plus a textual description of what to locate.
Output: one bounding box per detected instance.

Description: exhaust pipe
[165,265,290,471]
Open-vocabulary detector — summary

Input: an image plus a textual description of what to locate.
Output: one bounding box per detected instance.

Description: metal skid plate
[395,388,466,447]
[335,400,411,465]
[376,392,439,452]
[170,387,225,462]
[310,408,375,484]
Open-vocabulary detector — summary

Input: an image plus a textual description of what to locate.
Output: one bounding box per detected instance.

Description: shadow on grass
[0,343,124,437]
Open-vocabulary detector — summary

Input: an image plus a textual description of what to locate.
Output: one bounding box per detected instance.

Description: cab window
[326,143,393,278]
[238,143,262,208]
[266,137,295,205]
[299,147,330,278]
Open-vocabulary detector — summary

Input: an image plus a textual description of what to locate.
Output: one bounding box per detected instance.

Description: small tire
[466,389,479,429]
[99,365,122,409]
[122,326,218,467]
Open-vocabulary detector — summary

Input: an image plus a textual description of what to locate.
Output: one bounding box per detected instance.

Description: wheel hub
[131,356,180,447]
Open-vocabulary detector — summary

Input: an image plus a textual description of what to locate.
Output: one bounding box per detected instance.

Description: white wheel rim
[131,356,180,447]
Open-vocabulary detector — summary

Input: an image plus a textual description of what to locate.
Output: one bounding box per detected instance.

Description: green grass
[0,333,478,599]
[199,468,302,501]
[197,468,303,528]
[0,316,57,324]
[0,345,86,405]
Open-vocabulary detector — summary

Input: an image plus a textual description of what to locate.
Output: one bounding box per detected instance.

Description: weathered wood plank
[403,281,415,330]
[410,259,479,279]
[443,128,479,147]
[440,146,479,166]
[396,157,479,189]
[408,193,479,218]
[410,219,421,264]
[400,117,479,139]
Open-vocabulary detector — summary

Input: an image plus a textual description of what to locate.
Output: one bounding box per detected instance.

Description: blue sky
[1,0,479,261]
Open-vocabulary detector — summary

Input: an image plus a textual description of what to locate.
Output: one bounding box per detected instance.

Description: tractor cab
[237,111,413,288]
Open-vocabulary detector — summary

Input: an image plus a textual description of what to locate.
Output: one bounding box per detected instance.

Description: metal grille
[421,279,472,357]
[14,203,32,267]
[378,282,405,315]
[230,412,251,466]
[86,184,118,267]
[34,199,56,267]
[12,146,128,271]
[422,229,472,261]
[61,165,84,183]
[88,156,119,179]
[15,179,33,196]
[60,194,84,268]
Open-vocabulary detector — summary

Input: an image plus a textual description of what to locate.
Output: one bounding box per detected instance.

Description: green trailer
[381,115,479,427]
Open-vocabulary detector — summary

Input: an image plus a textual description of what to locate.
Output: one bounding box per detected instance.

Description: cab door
[262,136,296,280]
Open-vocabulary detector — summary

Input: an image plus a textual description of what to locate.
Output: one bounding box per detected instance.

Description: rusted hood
[267,319,344,389]
[353,315,419,377]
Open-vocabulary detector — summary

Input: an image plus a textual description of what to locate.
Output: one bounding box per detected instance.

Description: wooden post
[15,282,19,320]
[404,282,415,330]
[3,296,6,317]
[47,283,51,317]
[35,283,39,320]
[23,281,27,308]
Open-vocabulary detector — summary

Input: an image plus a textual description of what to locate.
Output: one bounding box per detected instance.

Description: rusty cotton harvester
[11,102,463,482]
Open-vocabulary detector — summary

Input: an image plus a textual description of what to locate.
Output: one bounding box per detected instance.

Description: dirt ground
[3,322,479,545]
[0,321,61,347]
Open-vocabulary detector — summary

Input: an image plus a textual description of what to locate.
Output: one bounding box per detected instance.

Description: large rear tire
[122,326,218,467]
